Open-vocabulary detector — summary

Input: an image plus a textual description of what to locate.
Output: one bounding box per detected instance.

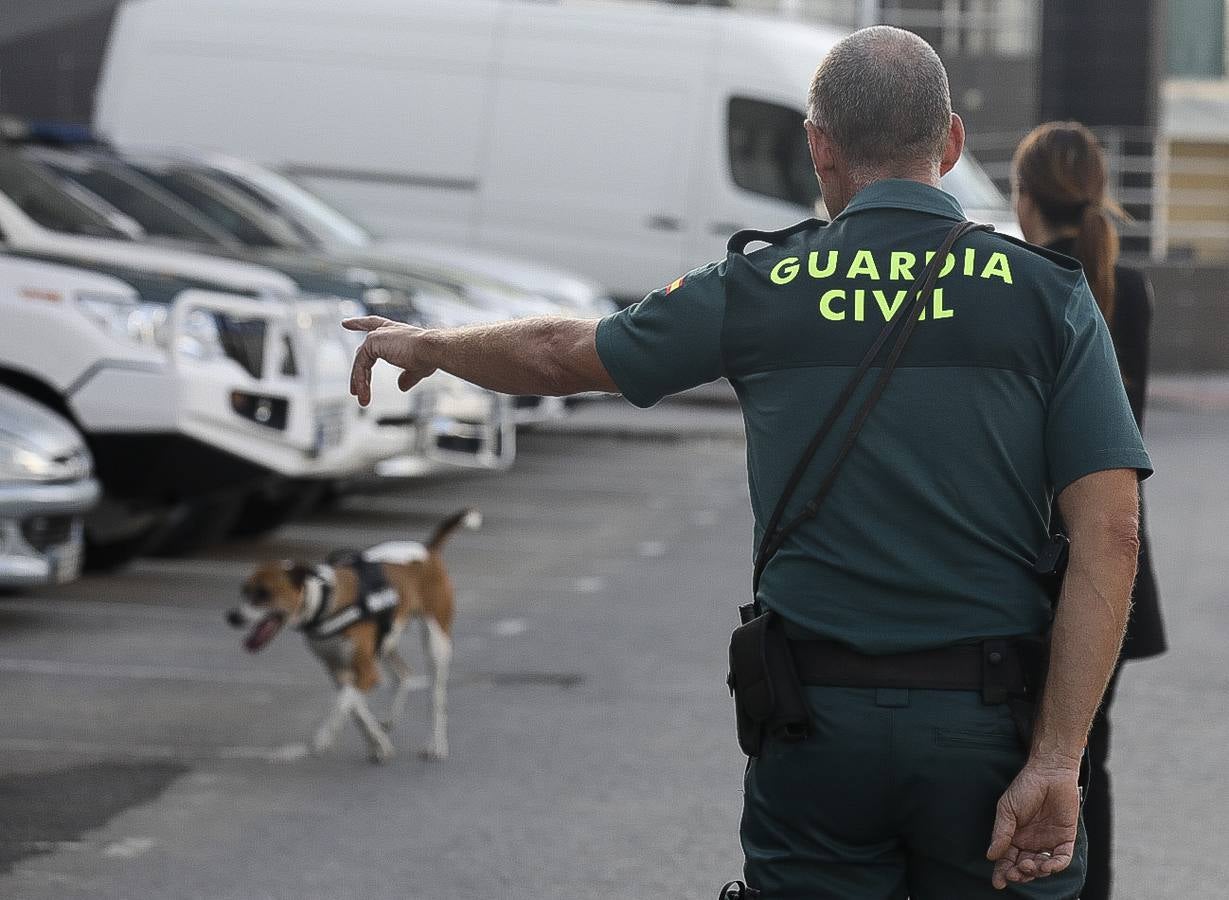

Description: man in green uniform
[343,25,1148,899]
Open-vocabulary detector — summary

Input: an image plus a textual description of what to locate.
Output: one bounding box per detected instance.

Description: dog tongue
[244,614,283,653]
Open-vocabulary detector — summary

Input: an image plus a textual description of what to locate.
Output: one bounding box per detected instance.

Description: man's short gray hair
[807,26,952,177]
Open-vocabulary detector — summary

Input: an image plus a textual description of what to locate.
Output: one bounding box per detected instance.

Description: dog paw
[379,718,398,733]
[368,738,396,764]
[418,742,449,761]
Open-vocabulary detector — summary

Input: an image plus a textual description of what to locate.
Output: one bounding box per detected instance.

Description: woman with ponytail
[1013,121,1167,900]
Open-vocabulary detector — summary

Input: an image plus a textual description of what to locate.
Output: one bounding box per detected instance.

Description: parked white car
[18,143,517,473]
[122,152,573,424]
[168,152,617,319]
[0,250,358,565]
[0,385,99,587]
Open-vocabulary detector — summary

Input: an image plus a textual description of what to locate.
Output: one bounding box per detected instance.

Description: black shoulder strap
[727,218,827,255]
[751,220,992,597]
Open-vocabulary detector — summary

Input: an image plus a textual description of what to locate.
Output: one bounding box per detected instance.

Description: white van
[95,0,1017,302]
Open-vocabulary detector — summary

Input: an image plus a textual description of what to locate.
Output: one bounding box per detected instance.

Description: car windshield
[133,165,310,250]
[0,154,133,239]
[40,156,233,246]
[207,164,373,249]
[941,155,1011,213]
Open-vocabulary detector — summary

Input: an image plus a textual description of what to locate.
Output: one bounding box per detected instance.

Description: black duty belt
[790,637,1045,705]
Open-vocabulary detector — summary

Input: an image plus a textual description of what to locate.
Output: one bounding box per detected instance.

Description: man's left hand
[343,316,437,406]
[986,759,1081,889]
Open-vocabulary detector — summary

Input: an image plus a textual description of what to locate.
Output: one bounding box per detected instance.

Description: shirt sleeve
[594,259,727,408]
[1045,276,1154,495]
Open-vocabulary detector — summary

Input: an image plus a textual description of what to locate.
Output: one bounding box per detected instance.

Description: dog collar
[298,565,336,631]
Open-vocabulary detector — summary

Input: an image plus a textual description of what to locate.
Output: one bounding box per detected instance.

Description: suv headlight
[0,440,89,483]
[177,308,224,361]
[76,290,170,353]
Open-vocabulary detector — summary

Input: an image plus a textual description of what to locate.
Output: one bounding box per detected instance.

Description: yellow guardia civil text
[768,247,1013,322]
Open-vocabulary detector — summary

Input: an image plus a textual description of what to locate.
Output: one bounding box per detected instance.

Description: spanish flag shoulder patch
[664,275,685,295]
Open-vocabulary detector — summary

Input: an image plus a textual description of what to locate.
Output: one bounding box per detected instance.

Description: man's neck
[824,164,942,217]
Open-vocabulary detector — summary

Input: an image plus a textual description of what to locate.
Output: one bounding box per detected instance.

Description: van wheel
[230,480,327,539]
[83,502,167,572]
[148,493,247,557]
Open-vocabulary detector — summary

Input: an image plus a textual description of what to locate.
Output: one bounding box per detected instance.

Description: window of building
[1167,0,1226,77]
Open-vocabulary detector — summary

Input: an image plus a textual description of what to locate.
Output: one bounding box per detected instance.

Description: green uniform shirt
[596,179,1152,654]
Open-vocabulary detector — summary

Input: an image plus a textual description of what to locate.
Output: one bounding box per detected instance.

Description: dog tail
[427,508,482,553]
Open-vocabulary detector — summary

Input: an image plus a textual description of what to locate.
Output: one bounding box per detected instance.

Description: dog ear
[285,563,313,589]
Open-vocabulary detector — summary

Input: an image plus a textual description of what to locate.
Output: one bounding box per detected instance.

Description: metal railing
[967,127,1229,262]
[706,0,1039,57]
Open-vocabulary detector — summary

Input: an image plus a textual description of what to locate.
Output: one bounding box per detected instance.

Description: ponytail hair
[1012,122,1123,327]
[1075,201,1119,325]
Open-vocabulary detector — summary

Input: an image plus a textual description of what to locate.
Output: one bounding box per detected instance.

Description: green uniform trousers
[741,686,1087,899]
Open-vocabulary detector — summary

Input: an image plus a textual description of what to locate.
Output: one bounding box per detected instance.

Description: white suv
[0,252,359,566]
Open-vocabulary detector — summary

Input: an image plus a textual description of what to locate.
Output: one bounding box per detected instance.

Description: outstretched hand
[986,759,1081,889]
[342,316,436,407]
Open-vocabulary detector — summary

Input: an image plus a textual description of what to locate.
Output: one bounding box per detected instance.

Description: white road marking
[0,736,314,763]
[102,837,154,859]
[234,742,309,763]
[637,541,667,558]
[572,576,607,594]
[0,598,221,623]
[0,657,311,687]
[491,618,527,637]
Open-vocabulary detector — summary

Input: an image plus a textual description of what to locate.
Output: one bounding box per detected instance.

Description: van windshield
[727,97,820,209]
[0,154,133,239]
[940,155,1011,213]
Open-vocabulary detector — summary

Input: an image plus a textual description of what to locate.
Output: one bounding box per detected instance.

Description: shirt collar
[833,178,965,222]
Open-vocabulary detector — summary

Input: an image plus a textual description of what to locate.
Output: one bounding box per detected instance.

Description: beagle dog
[227,508,480,762]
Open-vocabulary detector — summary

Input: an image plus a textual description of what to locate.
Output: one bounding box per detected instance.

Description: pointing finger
[350,340,377,406]
[342,316,394,333]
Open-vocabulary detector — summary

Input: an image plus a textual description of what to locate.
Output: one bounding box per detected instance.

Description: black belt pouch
[728,609,813,757]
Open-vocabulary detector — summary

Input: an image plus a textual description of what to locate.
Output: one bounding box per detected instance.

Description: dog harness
[297,553,399,644]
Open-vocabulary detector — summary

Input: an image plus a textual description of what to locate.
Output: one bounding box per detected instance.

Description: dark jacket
[1049,238,1166,660]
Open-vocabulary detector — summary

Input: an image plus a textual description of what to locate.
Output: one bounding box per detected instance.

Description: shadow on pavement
[0,761,189,874]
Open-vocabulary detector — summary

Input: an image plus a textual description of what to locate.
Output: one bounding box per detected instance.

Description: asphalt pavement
[0,392,1224,900]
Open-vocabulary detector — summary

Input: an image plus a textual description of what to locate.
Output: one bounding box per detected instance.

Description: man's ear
[806,120,836,180]
[939,113,966,177]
